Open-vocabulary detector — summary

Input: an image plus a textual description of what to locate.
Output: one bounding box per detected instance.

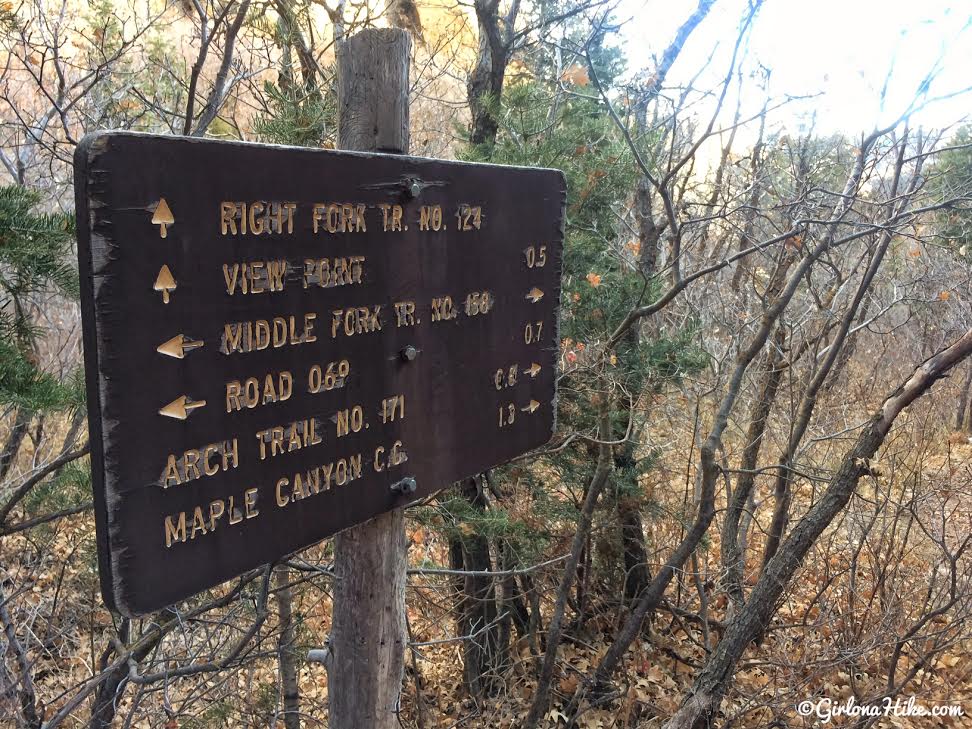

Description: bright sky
[617,0,972,136]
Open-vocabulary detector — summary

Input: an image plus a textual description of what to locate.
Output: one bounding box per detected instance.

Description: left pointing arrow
[157,334,204,359]
[521,400,540,414]
[159,395,206,420]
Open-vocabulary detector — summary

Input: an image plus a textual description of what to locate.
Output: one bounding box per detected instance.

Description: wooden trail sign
[74,131,565,615]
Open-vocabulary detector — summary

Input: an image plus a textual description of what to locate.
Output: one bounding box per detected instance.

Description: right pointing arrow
[159,395,206,420]
[524,363,542,378]
[157,334,204,359]
[525,287,544,303]
[521,400,540,414]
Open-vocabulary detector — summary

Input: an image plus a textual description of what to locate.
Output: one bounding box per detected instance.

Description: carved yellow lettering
[220,202,239,235]
[267,260,287,291]
[249,201,265,235]
[164,512,186,547]
[223,323,244,353]
[304,313,317,343]
[203,445,220,476]
[255,320,271,349]
[184,450,200,481]
[191,506,208,539]
[226,381,242,412]
[224,439,239,469]
[209,499,225,529]
[244,488,259,518]
[223,263,240,295]
[250,261,265,293]
[163,455,182,487]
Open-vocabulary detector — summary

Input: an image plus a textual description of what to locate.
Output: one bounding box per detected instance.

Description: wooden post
[326,27,411,729]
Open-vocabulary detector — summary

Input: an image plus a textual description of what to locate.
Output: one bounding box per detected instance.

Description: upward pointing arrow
[159,395,206,420]
[153,265,177,304]
[525,287,544,303]
[152,198,174,238]
[157,334,204,359]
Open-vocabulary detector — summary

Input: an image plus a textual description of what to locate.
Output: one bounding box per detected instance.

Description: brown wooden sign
[74,132,565,615]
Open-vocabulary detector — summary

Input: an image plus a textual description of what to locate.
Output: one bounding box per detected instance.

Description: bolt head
[409,181,421,198]
[401,345,418,361]
[391,476,418,495]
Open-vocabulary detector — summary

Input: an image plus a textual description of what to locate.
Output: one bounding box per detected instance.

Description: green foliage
[0,340,80,411]
[23,457,91,515]
[181,699,234,729]
[930,125,972,251]
[415,494,551,566]
[0,186,77,311]
[252,0,336,149]
[253,80,336,148]
[79,1,183,132]
[0,185,81,411]
[449,65,709,574]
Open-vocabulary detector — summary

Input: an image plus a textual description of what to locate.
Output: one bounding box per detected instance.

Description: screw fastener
[401,345,418,362]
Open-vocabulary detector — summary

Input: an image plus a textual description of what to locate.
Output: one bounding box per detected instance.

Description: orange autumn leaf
[940,290,951,301]
[586,272,602,287]
[908,247,922,257]
[572,292,581,302]
[566,351,578,363]
[625,240,641,256]
[576,342,586,352]
[784,235,803,251]
[560,64,590,86]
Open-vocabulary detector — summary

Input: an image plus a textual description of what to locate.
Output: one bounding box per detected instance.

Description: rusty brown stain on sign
[74,132,566,616]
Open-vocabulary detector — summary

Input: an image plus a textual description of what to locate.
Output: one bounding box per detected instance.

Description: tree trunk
[276,569,300,729]
[466,0,518,147]
[456,476,499,697]
[612,434,651,604]
[524,400,613,728]
[0,409,30,481]
[327,28,410,729]
[662,329,972,729]
[89,619,162,729]
[955,362,972,431]
[720,325,785,612]
[499,540,530,643]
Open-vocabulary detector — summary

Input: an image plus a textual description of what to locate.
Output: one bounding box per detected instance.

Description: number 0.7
[524,320,543,344]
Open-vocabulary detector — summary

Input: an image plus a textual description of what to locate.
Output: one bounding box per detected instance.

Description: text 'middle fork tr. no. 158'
[74,132,565,616]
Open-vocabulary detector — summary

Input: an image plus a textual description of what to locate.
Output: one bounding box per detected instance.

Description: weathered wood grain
[329,28,410,729]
